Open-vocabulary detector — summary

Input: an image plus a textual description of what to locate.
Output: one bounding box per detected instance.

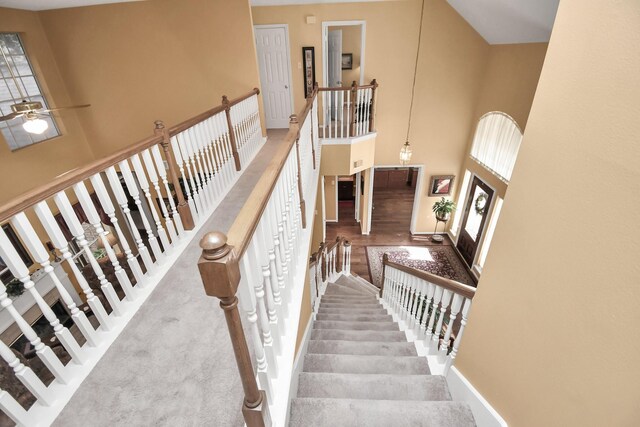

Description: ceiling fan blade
[0,112,23,122]
[39,104,91,113]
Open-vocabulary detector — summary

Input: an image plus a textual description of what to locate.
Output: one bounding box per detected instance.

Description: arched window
[470,112,523,182]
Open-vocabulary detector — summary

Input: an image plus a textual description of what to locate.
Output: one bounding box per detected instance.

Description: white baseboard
[285,317,313,427]
[446,367,508,427]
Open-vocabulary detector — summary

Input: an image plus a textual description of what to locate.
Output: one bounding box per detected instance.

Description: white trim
[322,20,367,87]
[320,131,377,145]
[366,166,374,234]
[446,367,508,427]
[334,175,339,221]
[321,175,327,235]
[354,171,361,223]
[253,0,388,6]
[285,317,313,427]
[254,24,295,128]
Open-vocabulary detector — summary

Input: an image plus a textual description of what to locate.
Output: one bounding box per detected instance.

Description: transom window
[0,33,60,151]
[469,112,522,182]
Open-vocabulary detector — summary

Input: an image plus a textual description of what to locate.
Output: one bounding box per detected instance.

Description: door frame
[455,173,498,270]
[367,164,424,235]
[322,20,367,87]
[254,24,295,127]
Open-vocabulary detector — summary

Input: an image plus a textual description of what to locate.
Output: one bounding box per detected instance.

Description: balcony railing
[319,80,378,139]
[0,88,264,426]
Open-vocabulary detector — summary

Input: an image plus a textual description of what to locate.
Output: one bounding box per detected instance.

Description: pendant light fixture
[400,0,425,165]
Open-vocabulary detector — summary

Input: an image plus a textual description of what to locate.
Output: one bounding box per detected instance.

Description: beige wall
[329,25,361,85]
[324,176,337,222]
[38,0,262,158]
[253,1,545,234]
[456,1,640,425]
[0,8,93,205]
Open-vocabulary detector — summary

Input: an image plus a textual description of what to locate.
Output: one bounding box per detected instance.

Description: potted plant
[432,197,456,222]
[5,279,25,298]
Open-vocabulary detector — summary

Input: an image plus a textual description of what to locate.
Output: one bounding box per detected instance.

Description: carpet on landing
[365,245,475,288]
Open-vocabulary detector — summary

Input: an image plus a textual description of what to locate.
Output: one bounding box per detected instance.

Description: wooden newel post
[369,79,378,133]
[154,120,195,230]
[349,81,358,137]
[198,232,270,427]
[319,242,326,282]
[290,114,307,229]
[380,253,388,296]
[335,237,343,273]
[222,95,242,172]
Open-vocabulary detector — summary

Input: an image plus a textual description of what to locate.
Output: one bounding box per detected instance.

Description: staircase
[289,275,476,427]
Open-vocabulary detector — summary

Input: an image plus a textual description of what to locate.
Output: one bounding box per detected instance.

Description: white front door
[255,26,293,129]
[328,30,343,88]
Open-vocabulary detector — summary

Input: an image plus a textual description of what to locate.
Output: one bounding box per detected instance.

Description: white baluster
[424,285,443,346]
[0,280,70,384]
[12,212,98,352]
[105,166,155,276]
[0,339,54,405]
[420,282,435,339]
[444,298,472,375]
[151,145,184,236]
[54,190,124,317]
[439,293,464,359]
[178,131,207,213]
[141,149,178,243]
[119,159,164,263]
[186,127,212,210]
[430,289,452,354]
[73,181,136,302]
[170,135,199,222]
[34,200,112,332]
[0,390,29,426]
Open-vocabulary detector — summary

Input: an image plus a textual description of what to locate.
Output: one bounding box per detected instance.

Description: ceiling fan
[0,41,90,135]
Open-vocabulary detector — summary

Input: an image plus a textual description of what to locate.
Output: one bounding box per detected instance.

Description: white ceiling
[447,0,559,44]
[0,0,143,11]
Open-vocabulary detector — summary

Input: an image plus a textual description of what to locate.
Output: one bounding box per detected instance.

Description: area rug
[366,245,476,288]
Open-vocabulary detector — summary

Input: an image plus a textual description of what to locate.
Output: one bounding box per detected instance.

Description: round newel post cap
[344,240,351,247]
[154,120,165,130]
[200,231,231,260]
[289,114,299,124]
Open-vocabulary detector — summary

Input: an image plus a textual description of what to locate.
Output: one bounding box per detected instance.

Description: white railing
[380,260,475,375]
[197,89,320,426]
[0,89,263,426]
[319,81,378,139]
[308,238,351,315]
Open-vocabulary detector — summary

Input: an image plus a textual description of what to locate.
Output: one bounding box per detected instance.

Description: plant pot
[436,212,450,222]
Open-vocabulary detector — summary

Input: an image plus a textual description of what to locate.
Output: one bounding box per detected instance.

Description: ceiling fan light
[22,117,48,135]
[399,141,412,165]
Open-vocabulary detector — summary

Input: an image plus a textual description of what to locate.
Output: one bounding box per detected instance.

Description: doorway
[322,21,366,87]
[456,176,495,266]
[254,25,294,129]
[371,167,419,234]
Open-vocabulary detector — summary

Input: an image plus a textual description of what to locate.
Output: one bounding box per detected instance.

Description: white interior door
[328,30,343,87]
[255,26,293,129]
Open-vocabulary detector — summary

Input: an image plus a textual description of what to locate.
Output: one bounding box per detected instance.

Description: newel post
[155,120,195,230]
[290,114,307,229]
[369,79,378,133]
[335,237,343,274]
[222,95,242,172]
[349,81,358,137]
[198,232,270,427]
[380,253,389,296]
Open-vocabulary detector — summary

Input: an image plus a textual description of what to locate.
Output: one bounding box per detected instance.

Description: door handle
[285,85,289,89]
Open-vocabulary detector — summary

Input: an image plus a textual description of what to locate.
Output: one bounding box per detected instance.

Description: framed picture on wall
[302,46,316,98]
[428,175,455,196]
[341,53,353,70]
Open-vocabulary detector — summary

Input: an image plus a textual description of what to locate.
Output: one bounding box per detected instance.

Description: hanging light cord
[406,0,426,143]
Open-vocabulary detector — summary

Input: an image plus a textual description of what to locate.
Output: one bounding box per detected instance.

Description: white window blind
[470,112,522,182]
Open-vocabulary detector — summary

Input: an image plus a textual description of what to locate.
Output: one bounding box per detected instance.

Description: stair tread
[314,320,399,331]
[310,329,407,342]
[308,339,417,356]
[315,313,392,322]
[297,372,451,401]
[290,398,475,427]
[303,354,430,374]
[333,276,379,295]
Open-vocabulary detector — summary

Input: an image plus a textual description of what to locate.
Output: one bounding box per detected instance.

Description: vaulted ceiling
[0,0,559,44]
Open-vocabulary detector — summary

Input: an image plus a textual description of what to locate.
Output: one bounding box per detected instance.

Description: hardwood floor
[327,184,453,284]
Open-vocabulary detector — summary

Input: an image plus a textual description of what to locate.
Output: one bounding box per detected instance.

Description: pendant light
[400,0,425,165]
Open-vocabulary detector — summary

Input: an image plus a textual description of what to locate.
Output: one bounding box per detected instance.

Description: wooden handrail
[168,88,259,136]
[383,258,476,300]
[0,87,261,224]
[317,84,376,92]
[226,88,317,258]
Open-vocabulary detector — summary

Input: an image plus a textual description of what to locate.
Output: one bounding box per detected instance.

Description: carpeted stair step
[303,354,430,374]
[297,373,451,401]
[324,283,370,296]
[289,398,475,427]
[319,303,383,310]
[315,313,392,322]
[308,340,417,356]
[314,320,398,331]
[352,273,382,292]
[310,329,407,342]
[333,276,379,295]
[319,296,379,303]
[317,307,388,315]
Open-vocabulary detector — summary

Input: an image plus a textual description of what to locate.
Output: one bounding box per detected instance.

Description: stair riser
[308,340,417,356]
[297,373,451,401]
[310,330,407,342]
[333,279,379,296]
[320,302,382,308]
[315,314,392,322]
[317,309,389,316]
[314,321,399,331]
[303,355,430,375]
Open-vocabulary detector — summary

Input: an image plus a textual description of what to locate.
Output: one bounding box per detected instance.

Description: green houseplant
[432,197,456,221]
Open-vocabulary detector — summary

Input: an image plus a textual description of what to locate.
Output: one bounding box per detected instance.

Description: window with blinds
[0,33,60,151]
[469,112,523,182]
